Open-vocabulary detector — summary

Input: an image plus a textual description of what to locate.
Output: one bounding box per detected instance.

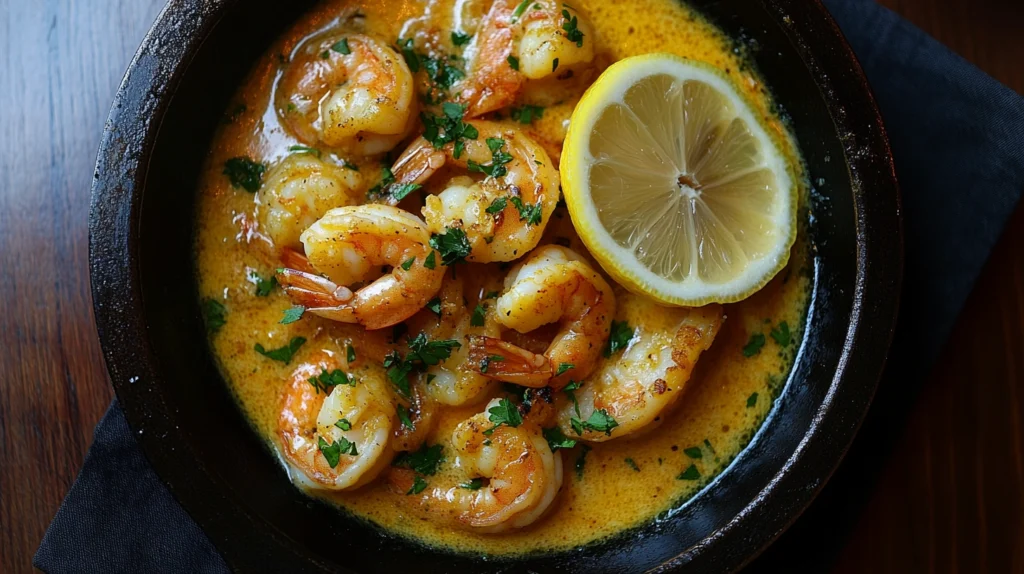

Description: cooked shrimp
[404,274,501,406]
[256,154,363,250]
[467,245,615,388]
[457,0,596,116]
[276,31,416,154]
[392,398,563,532]
[279,350,396,490]
[557,299,724,442]
[276,204,445,329]
[389,121,560,262]
[391,379,438,452]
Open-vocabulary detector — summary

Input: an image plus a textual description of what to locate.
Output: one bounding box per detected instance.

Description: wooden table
[1,0,1021,571]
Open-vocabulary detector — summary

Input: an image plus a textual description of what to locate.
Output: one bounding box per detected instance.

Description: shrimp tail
[466,336,552,387]
[388,137,447,199]
[279,248,318,274]
[276,268,359,323]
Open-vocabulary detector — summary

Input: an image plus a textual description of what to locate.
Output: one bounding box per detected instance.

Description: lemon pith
[561,53,797,306]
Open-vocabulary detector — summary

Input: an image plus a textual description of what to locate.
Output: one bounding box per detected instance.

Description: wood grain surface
[0,0,1020,572]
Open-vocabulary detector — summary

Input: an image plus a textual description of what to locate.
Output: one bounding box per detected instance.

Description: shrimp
[276,31,416,154]
[457,0,596,117]
[392,398,563,532]
[279,349,396,490]
[389,121,560,262]
[467,245,615,388]
[404,273,501,406]
[391,380,438,452]
[256,154,363,250]
[558,299,724,442]
[276,204,446,329]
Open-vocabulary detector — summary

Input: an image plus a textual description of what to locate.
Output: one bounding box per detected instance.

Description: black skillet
[89,0,902,571]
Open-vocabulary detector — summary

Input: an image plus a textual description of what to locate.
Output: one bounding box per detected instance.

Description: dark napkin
[35,0,1024,572]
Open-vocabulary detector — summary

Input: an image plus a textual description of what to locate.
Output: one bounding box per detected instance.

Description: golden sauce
[195,0,810,556]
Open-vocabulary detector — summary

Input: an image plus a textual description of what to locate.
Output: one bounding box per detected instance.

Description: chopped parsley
[424,251,437,269]
[397,404,414,430]
[561,9,584,47]
[396,38,420,72]
[746,392,759,408]
[470,303,487,327]
[287,144,321,158]
[429,227,472,265]
[483,397,522,435]
[223,157,266,193]
[385,335,461,395]
[563,380,581,417]
[509,197,543,226]
[421,103,478,158]
[770,321,791,347]
[451,31,472,46]
[280,305,305,324]
[507,55,520,71]
[742,333,766,357]
[704,438,716,454]
[486,196,508,214]
[383,351,414,396]
[318,436,357,468]
[570,409,618,436]
[202,299,226,333]
[468,137,515,178]
[425,297,442,316]
[460,477,484,490]
[556,363,575,376]
[422,54,466,89]
[543,426,577,451]
[509,104,544,124]
[347,344,356,363]
[331,38,351,55]
[479,354,504,373]
[625,458,640,472]
[392,443,444,475]
[604,320,634,357]
[367,166,396,198]
[677,464,701,481]
[343,160,359,171]
[254,336,306,364]
[575,445,591,480]
[254,274,277,297]
[308,368,355,394]
[552,58,559,72]
[390,182,422,202]
[407,475,428,495]
[400,256,416,271]
[335,418,352,431]
[483,290,500,299]
[683,446,703,459]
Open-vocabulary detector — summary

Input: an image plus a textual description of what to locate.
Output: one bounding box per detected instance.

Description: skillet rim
[88,0,903,571]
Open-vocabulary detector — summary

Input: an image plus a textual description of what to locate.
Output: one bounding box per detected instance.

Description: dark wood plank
[0,0,1020,572]
[0,1,164,571]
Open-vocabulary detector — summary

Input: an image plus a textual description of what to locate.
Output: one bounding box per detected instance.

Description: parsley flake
[223,157,266,192]
[254,274,277,297]
[746,392,759,408]
[202,299,227,333]
[331,38,351,55]
[367,166,396,198]
[575,444,591,480]
[507,55,520,71]
[770,321,791,347]
[254,336,306,364]
[347,344,356,363]
[561,9,584,47]
[390,182,422,202]
[280,305,305,324]
[287,144,321,158]
[479,354,504,373]
[471,303,487,327]
[486,196,507,214]
[401,256,416,271]
[571,409,618,436]
[318,436,357,468]
[484,397,522,435]
[460,477,484,490]
[429,228,472,265]
[392,443,444,475]
[396,38,420,72]
[543,427,577,451]
[742,333,766,357]
[552,58,559,72]
[421,103,478,158]
[397,404,415,430]
[451,31,472,46]
[509,197,543,226]
[426,297,442,316]
[511,0,532,20]
[509,104,544,124]
[605,320,634,357]
[678,464,701,481]
[625,458,640,472]
[308,368,355,394]
[335,418,352,431]
[407,475,428,495]
[684,446,703,459]
[424,251,437,269]
[556,363,574,376]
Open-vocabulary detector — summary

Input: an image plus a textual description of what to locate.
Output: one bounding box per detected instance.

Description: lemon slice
[561,54,796,306]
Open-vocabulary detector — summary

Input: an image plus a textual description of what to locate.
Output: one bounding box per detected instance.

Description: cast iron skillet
[89,0,902,571]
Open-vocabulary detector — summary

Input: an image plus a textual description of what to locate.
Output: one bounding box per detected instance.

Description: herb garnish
[390,182,422,202]
[308,368,355,394]
[561,9,584,47]
[429,227,472,265]
[683,446,703,459]
[331,38,351,55]
[605,320,634,357]
[460,477,484,490]
[424,251,437,269]
[280,305,305,325]
[556,363,575,376]
[397,404,414,430]
[392,443,444,475]
[223,157,266,192]
[563,380,581,417]
[677,464,701,481]
[202,299,227,333]
[625,458,640,472]
[483,397,522,435]
[367,166,396,198]
[486,196,507,214]
[451,31,472,46]
[511,0,532,20]
[509,105,544,124]
[742,333,765,357]
[746,392,759,408]
[543,426,577,451]
[401,256,416,271]
[396,38,420,72]
[468,137,514,178]
[421,103,478,158]
[507,55,520,71]
[509,197,543,226]
[575,444,592,479]
[570,409,619,436]
[287,144,321,158]
[318,436,357,468]
[254,274,277,297]
[384,335,461,395]
[425,297,442,316]
[479,354,504,373]
[770,321,791,347]
[347,344,357,363]
[254,336,306,364]
[552,58,559,72]
[470,303,487,327]
[407,476,428,495]
[335,418,352,431]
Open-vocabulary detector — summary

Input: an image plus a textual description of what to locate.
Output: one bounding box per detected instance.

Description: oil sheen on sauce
[194,0,811,556]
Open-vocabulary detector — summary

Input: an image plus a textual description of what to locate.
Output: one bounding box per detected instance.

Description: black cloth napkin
[35,0,1024,572]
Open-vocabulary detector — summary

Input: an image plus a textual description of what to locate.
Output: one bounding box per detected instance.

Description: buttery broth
[195,0,810,556]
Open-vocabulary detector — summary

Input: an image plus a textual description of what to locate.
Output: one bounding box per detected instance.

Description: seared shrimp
[467,245,615,388]
[256,154,363,250]
[405,274,501,406]
[279,350,395,490]
[458,0,596,116]
[277,32,416,154]
[558,299,724,442]
[393,398,563,532]
[390,121,560,262]
[277,204,445,329]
